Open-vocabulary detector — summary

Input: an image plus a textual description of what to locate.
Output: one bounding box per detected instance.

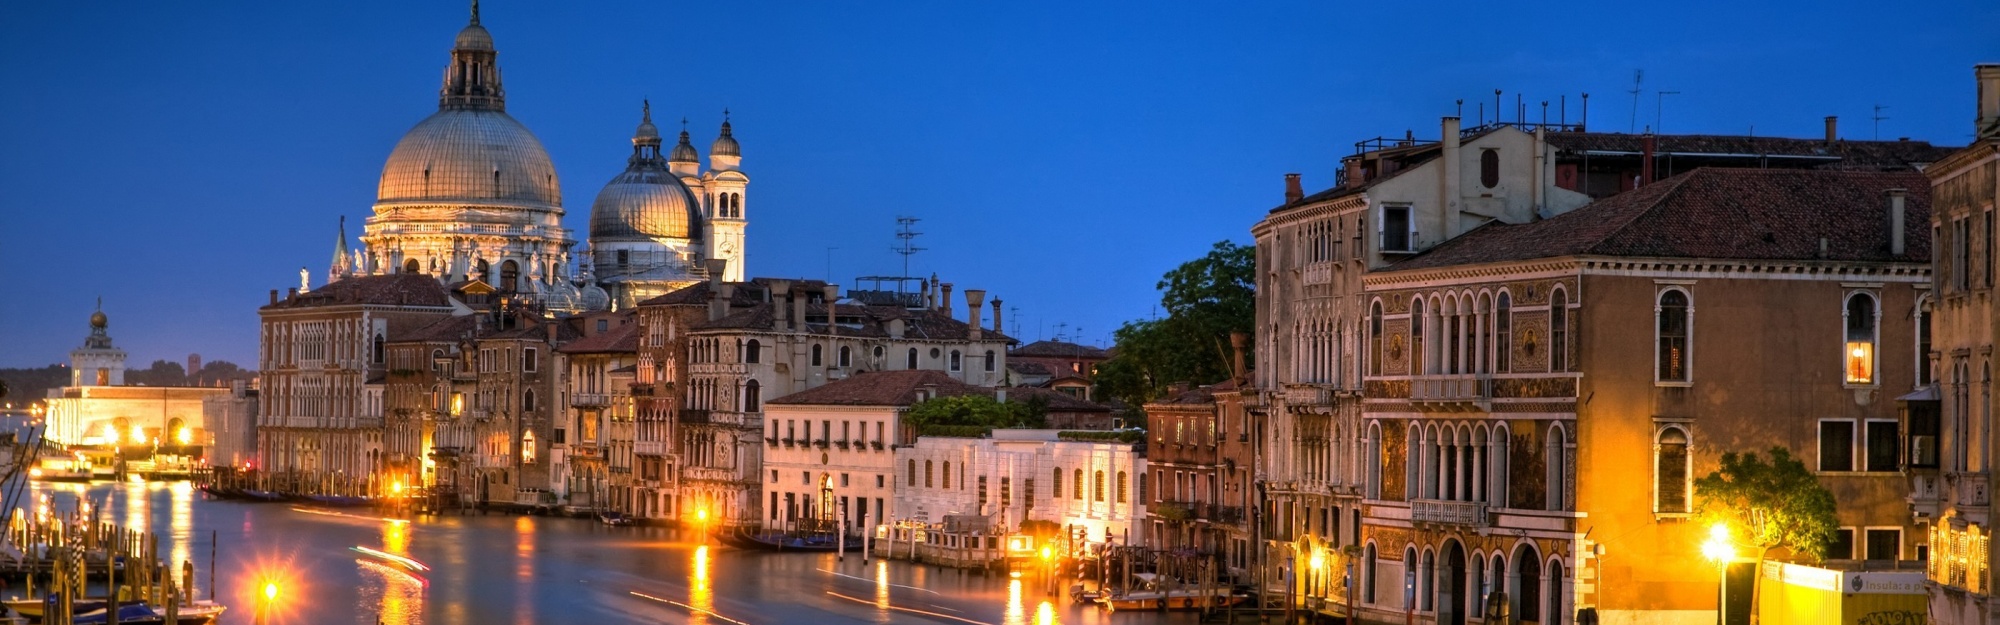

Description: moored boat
[1098,574,1245,611]
[71,600,227,625]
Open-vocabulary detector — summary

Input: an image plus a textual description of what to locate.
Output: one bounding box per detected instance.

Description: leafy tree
[1094,241,1254,409]
[903,395,1047,431]
[0,378,8,400]
[1695,446,1838,563]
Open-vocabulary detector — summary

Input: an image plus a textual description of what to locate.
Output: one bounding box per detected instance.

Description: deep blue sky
[2,1,1996,368]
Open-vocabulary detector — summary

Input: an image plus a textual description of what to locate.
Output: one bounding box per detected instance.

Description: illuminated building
[44,307,226,452]
[1921,63,2000,625]
[1141,380,1258,576]
[554,312,640,514]
[894,429,1145,553]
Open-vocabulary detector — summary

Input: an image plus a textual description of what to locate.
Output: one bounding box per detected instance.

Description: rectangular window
[1865,420,1900,472]
[1865,528,1902,561]
[1910,403,1940,469]
[1830,528,1856,560]
[523,348,538,372]
[1819,420,1856,472]
[1380,205,1413,252]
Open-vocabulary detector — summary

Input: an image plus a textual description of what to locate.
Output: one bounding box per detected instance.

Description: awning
[1896,385,1940,402]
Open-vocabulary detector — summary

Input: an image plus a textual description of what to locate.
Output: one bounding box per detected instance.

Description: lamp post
[1701,523,1734,625]
[1041,546,1056,597]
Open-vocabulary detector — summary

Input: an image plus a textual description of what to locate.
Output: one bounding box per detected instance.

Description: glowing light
[28,468,41,478]
[697,508,708,521]
[1851,347,1866,358]
[1309,548,1326,571]
[392,481,406,495]
[176,427,192,446]
[264,581,280,601]
[131,426,145,443]
[352,546,431,572]
[1039,546,1053,562]
[1702,522,1734,564]
[103,425,119,444]
[1010,570,1023,578]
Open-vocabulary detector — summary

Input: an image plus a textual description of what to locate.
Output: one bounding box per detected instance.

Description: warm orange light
[696,508,709,522]
[263,581,279,601]
[1039,546,1053,562]
[392,481,406,495]
[176,427,193,446]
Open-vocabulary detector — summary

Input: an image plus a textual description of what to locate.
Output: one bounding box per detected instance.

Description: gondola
[70,601,227,625]
[717,527,858,552]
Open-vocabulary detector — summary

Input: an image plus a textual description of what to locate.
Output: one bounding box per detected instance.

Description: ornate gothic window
[1655,426,1690,514]
[1845,292,1878,384]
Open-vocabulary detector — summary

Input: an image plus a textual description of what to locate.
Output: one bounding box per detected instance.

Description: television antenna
[1873,104,1891,140]
[1627,69,1644,133]
[890,216,926,293]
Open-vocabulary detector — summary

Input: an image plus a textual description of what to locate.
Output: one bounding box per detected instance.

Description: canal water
[19,481,1211,625]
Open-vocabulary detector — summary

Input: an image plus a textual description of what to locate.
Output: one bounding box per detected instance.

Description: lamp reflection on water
[690,545,713,625]
[1004,579,1026,625]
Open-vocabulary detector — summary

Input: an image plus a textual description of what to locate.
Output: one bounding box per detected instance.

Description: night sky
[2,1,1996,368]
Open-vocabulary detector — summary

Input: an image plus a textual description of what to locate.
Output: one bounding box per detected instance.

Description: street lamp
[1040,546,1056,597]
[256,580,279,625]
[1701,523,1734,625]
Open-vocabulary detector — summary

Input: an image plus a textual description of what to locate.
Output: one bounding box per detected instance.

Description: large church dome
[377,110,562,206]
[590,105,701,241]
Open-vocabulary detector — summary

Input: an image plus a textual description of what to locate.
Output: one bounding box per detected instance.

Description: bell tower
[440,0,505,111]
[704,112,748,282]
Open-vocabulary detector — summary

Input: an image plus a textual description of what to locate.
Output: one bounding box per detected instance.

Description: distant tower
[329,216,352,281]
[703,111,748,282]
[187,353,202,384]
[70,301,127,386]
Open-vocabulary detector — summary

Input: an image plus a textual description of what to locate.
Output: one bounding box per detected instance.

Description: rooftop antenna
[1873,104,1891,140]
[1581,92,1590,131]
[1009,305,1021,337]
[1655,90,1680,134]
[890,216,925,294]
[1628,69,1645,133]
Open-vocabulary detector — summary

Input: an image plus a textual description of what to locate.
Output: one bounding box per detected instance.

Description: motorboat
[70,600,227,625]
[1099,573,1246,611]
[598,511,636,527]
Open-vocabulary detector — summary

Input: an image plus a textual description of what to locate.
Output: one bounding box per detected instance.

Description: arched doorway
[1440,540,1467,625]
[1515,546,1543,623]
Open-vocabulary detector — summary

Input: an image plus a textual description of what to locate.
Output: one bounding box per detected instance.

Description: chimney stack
[705,259,728,321]
[1284,173,1304,203]
[823,284,840,337]
[769,279,792,331]
[1887,189,1908,256]
[1640,133,1656,187]
[1978,64,2000,137]
[269,289,279,305]
[1230,332,1248,384]
[991,298,1003,333]
[941,283,955,316]
[791,284,807,334]
[1825,116,1838,142]
[1440,116,1462,238]
[965,289,986,340]
[287,287,298,300]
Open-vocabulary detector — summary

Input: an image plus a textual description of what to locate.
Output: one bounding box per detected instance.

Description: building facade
[896,429,1147,553]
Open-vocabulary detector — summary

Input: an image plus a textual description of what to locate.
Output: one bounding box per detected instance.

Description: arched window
[500,260,520,292]
[1515,547,1543,622]
[744,339,761,364]
[1657,289,1690,382]
[838,346,852,368]
[1411,297,1427,375]
[984,350,996,372]
[1116,471,1128,503]
[1369,301,1385,376]
[1547,423,1568,511]
[1404,547,1419,611]
[874,345,885,359]
[743,380,761,412]
[908,348,919,370]
[811,344,824,367]
[372,334,385,364]
[949,350,962,372]
[1656,426,1690,513]
[1489,554,1508,613]
[1491,423,1511,506]
[1073,469,1084,500]
[404,259,421,274]
[1363,543,1378,603]
[1845,292,1878,384]
[1550,289,1569,372]
[1420,549,1435,610]
[908,460,917,486]
[1366,421,1383,499]
[942,462,952,489]
[1480,149,1501,189]
[1052,468,1063,499]
[1546,559,1566,625]
[1495,292,1512,373]
[1094,470,1106,502]
[925,460,934,488]
[523,389,537,413]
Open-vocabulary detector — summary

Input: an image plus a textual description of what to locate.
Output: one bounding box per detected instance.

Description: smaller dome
[590,169,701,240]
[633,100,660,145]
[580,284,611,311]
[455,23,494,51]
[670,130,699,163]
[90,310,107,328]
[711,119,740,157]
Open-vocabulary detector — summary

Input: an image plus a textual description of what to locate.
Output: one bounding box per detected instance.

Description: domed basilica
[336,4,748,313]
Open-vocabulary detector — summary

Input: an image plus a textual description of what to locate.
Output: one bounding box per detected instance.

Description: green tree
[1695,446,1839,563]
[902,395,1047,431]
[1094,241,1254,409]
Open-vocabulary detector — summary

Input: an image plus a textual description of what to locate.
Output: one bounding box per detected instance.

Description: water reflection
[1005,579,1026,625]
[689,545,712,625]
[169,481,191,590]
[513,516,534,625]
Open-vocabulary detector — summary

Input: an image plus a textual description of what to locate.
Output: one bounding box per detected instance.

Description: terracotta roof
[1387,168,1932,272]
[1146,379,1240,407]
[691,302,1013,344]
[392,314,480,343]
[263,274,452,310]
[636,278,831,307]
[1008,361,1054,376]
[1545,133,1955,170]
[1002,386,1113,413]
[1009,340,1109,359]
[559,318,639,354]
[767,370,983,407]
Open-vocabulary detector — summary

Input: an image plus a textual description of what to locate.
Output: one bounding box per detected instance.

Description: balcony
[683,466,748,484]
[707,411,753,427]
[1409,375,1491,411]
[1955,472,1991,508]
[680,409,711,424]
[635,440,666,456]
[1411,499,1488,528]
[572,393,610,407]
[1213,505,1246,525]
[1285,386,1333,406]
[1911,474,1942,521]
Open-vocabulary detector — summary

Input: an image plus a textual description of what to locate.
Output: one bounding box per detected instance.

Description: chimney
[719,284,738,318]
[920,280,932,310]
[965,289,986,340]
[1640,133,1656,187]
[823,284,839,337]
[769,279,792,331]
[1440,116,1462,238]
[889,318,906,339]
[791,284,807,334]
[546,319,558,343]
[287,287,298,300]
[1979,64,2000,136]
[1284,173,1304,203]
[1887,189,1909,256]
[1343,158,1364,188]
[269,289,279,305]
[991,298,1003,333]
[941,283,954,316]
[1825,116,1839,142]
[1230,331,1248,384]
